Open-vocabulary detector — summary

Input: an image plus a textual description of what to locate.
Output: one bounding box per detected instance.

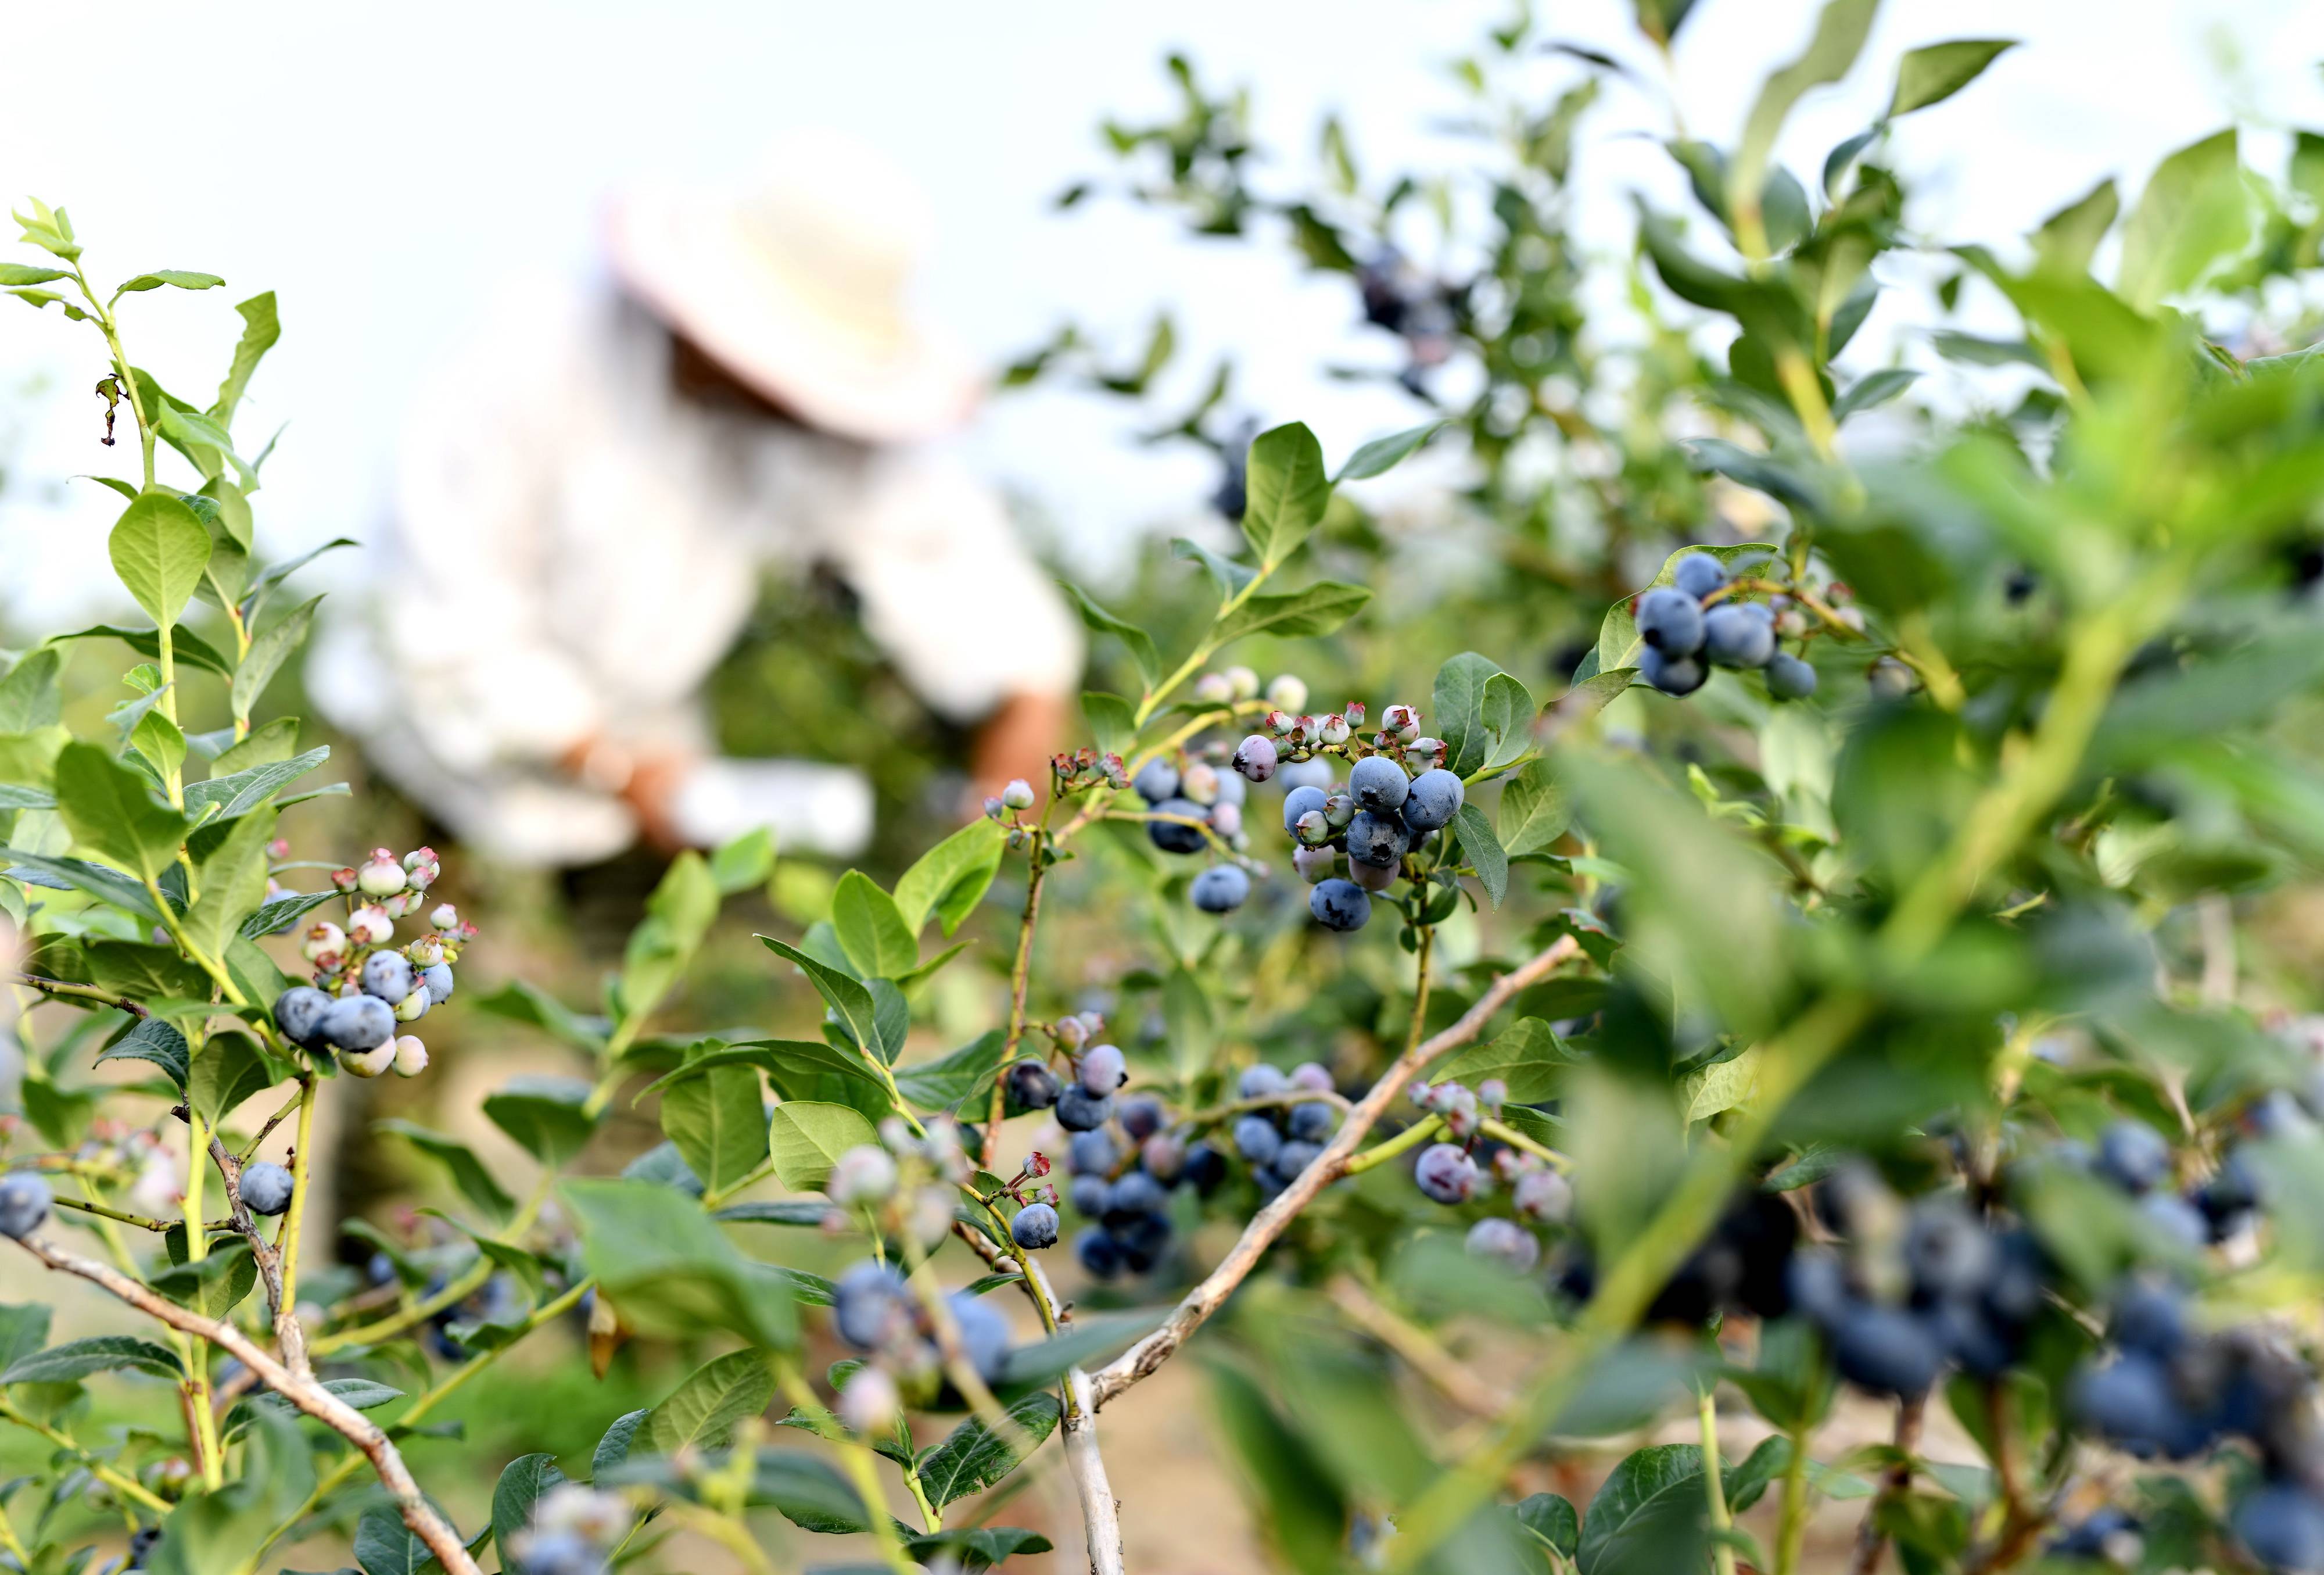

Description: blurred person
[313,131,1081,867]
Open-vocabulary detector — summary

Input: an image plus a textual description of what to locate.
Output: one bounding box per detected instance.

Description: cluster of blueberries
[830,1258,1012,1408]
[1354,248,1460,395]
[1398,1079,1572,1271]
[1131,736,1259,915]
[1282,749,1464,934]
[269,854,468,1080]
[1633,552,1819,700]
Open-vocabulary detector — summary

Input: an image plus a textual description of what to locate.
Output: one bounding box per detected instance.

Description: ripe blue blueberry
[1309,878,1371,932]
[1638,647,1706,696]
[2139,1190,2208,1248]
[1401,769,1464,833]
[2233,1484,2324,1573]
[2111,1279,2188,1358]
[1830,1303,1946,1397]
[2072,1352,2212,1457]
[1104,1171,1168,1221]
[1076,1227,1123,1279]
[1672,552,1727,600]
[0,1173,49,1238]
[1067,1130,1118,1176]
[1278,758,1335,793]
[1701,604,1776,668]
[1133,758,1181,806]
[422,961,456,1005]
[1111,1211,1174,1273]
[1118,1095,1165,1141]
[2097,1120,2172,1195]
[1348,756,1410,814]
[1282,785,1329,833]
[946,1291,1011,1383]
[1269,1140,1322,1183]
[1231,735,1279,783]
[1070,1175,1112,1217]
[1636,587,1705,656]
[1902,1201,1995,1299]
[1011,1201,1060,1250]
[1233,1114,1283,1168]
[1414,1143,1479,1204]
[1182,1142,1228,1196]
[322,994,396,1052]
[272,986,333,1050]
[1191,866,1250,913]
[1345,810,1408,868]
[360,951,414,1005]
[1006,1059,1061,1111]
[833,1262,909,1348]
[1287,1101,1336,1142]
[1079,1043,1128,1096]
[238,1161,294,1218]
[1055,1087,1113,1132]
[1239,1065,1288,1099]
[1765,652,1818,700]
[1466,1218,1541,1272]
[1146,798,1208,854]
[1785,1248,1851,1326]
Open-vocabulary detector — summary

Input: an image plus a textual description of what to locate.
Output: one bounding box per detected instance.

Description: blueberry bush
[9,3,2324,1574]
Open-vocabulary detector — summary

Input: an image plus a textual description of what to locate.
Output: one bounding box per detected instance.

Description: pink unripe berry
[1208,802,1243,839]
[429,903,460,932]
[1181,762,1221,806]
[1231,735,1279,783]
[331,867,358,892]
[302,922,347,964]
[1319,714,1351,746]
[348,905,393,946]
[1195,672,1234,704]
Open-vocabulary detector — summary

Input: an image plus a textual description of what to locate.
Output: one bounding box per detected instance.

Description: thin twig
[1847,1394,1924,1575]
[982,832,1052,1170]
[8,1232,479,1575]
[1088,935,1578,1408]
[1325,1275,1505,1420]
[8,974,146,1017]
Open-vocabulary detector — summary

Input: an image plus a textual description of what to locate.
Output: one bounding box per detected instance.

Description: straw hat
[606,129,980,443]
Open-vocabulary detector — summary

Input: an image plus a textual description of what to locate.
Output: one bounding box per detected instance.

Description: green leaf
[353,1502,441,1575]
[150,1240,258,1320]
[1239,422,1330,568]
[1,1335,181,1384]
[713,1200,834,1227]
[1452,802,1508,907]
[210,292,279,425]
[662,1063,770,1197]
[831,870,917,979]
[0,650,62,731]
[563,1177,797,1350]
[591,1409,648,1479]
[229,594,319,721]
[185,1033,279,1127]
[1578,1444,1712,1575]
[766,1101,881,1193]
[1058,581,1162,690]
[1512,1492,1580,1559]
[1170,536,1256,599]
[2117,130,2250,312]
[995,1310,1161,1390]
[1210,579,1371,646]
[891,1030,1005,1114]
[0,849,153,917]
[208,716,299,771]
[482,1076,600,1165]
[472,979,609,1056]
[0,263,67,288]
[1434,1019,1577,1103]
[644,1348,779,1454]
[1888,40,2017,117]
[2033,178,2120,278]
[761,937,894,1062]
[905,1527,1054,1573]
[1083,691,1136,758]
[1498,759,1570,857]
[234,1377,403,1433]
[116,270,224,294]
[85,939,207,1003]
[1630,0,1697,46]
[156,406,256,488]
[182,807,274,962]
[1335,420,1446,482]
[619,849,718,1023]
[98,1018,191,1090]
[892,818,1006,937]
[378,1121,515,1225]
[487,1452,566,1556]
[240,889,337,940]
[0,1306,51,1377]
[916,1393,1062,1506]
[710,826,776,894]
[107,491,213,629]
[747,1448,876,1533]
[53,740,187,884]
[1831,367,1920,421]
[184,745,329,820]
[1731,0,1880,252]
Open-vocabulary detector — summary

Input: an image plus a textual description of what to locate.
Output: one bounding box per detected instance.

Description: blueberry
[1514,1169,1573,1223]
[360,951,414,1005]
[2234,1485,2324,1571]
[1075,1227,1123,1279]
[1070,1175,1111,1217]
[1182,1142,1228,1196]
[833,1261,909,1348]
[1765,652,1819,700]
[1239,1064,1289,1100]
[1110,1211,1174,1273]
[1287,1101,1336,1142]
[1269,1140,1322,1184]
[1140,1134,1186,1183]
[1231,735,1279,783]
[126,1525,163,1570]
[1056,1087,1113,1132]
[1232,1115,1283,1168]
[1636,587,1705,656]
[1147,798,1208,854]
[1079,1044,1128,1096]
[1400,768,1465,832]
[1067,1130,1118,1176]
[1868,657,1916,700]
[1212,770,1247,808]
[1191,866,1251,913]
[1638,647,1706,696]
[322,994,396,1052]
[1466,1218,1541,1272]
[2140,1189,2209,1248]
[1118,1095,1165,1141]
[1348,756,1410,815]
[1282,785,1328,833]
[1414,1143,1479,1205]
[1278,758,1335,793]
[422,961,456,1005]
[238,1161,294,1218]
[1104,1171,1168,1222]
[1345,810,1408,868]
[0,1173,49,1239]
[1831,1303,1946,1397]
[1006,1059,1061,1111]
[1701,604,1776,668]
[2049,1506,2140,1562]
[514,1531,602,1575]
[2111,1278,2188,1358]
[1904,1200,1995,1300]
[945,1291,1011,1383]
[1133,758,1182,806]
[272,985,332,1049]
[1924,1298,2015,1379]
[1289,1062,1333,1092]
[2071,1353,2208,1457]
[2097,1120,2172,1195]
[1292,846,1338,885]
[1673,552,1727,600]
[1309,878,1371,932]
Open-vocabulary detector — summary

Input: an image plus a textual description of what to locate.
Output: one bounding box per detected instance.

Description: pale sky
[4,0,2322,629]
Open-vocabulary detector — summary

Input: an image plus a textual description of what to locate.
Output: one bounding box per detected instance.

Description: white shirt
[310,280,1081,866]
